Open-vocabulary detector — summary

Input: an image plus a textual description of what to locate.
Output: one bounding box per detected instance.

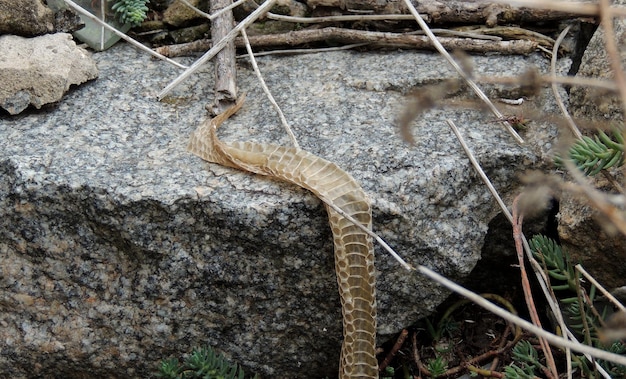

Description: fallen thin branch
[493,0,626,18]
[411,332,432,377]
[266,12,420,23]
[155,27,539,57]
[308,0,584,25]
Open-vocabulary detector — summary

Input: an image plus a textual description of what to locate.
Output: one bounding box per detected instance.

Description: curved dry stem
[550,25,581,139]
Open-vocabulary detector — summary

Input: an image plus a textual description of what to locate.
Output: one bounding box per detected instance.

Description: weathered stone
[0,0,54,36]
[0,33,98,115]
[569,0,626,122]
[557,175,626,289]
[0,43,563,377]
[163,0,208,27]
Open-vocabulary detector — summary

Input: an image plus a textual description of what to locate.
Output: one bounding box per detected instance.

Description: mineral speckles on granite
[0,43,562,378]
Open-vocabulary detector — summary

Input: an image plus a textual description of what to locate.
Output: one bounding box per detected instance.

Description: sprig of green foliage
[157,346,258,379]
[528,235,576,291]
[426,356,448,377]
[529,235,626,377]
[556,125,624,175]
[504,341,542,379]
[110,0,149,26]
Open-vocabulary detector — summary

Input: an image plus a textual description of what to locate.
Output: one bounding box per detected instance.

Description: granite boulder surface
[0,43,563,377]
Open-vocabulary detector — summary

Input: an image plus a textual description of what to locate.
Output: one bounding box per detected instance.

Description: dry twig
[208,0,238,114]
[378,329,408,372]
[157,0,277,99]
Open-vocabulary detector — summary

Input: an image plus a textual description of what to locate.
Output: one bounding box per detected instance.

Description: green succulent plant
[157,346,258,379]
[556,125,624,176]
[110,0,150,26]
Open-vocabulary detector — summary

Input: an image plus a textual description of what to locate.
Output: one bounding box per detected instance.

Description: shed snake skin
[188,96,378,378]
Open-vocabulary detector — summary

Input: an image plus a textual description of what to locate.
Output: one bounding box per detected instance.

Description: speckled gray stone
[0,43,564,378]
[0,33,98,114]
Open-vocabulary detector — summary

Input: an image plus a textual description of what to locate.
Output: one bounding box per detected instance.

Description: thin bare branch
[158,28,537,57]
[266,12,419,23]
[208,0,238,114]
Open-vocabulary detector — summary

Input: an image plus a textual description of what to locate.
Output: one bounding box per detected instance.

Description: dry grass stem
[402,0,524,145]
[240,29,299,148]
[513,197,559,378]
[576,264,626,312]
[180,0,247,20]
[63,0,188,69]
[235,43,370,58]
[321,198,413,271]
[445,119,513,222]
[417,265,626,366]
[550,25,582,139]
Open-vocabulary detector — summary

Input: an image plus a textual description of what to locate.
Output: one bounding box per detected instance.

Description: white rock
[0,33,98,115]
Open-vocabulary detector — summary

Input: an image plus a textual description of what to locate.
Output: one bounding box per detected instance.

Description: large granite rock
[0,33,98,115]
[0,44,562,377]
